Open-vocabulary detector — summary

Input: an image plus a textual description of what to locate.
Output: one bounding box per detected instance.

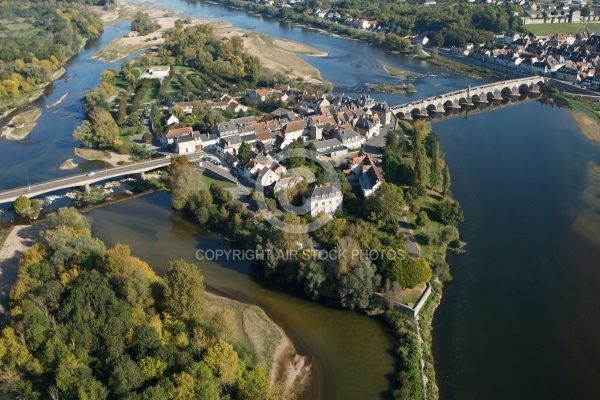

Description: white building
[140,66,170,81]
[302,185,343,216]
[334,128,365,149]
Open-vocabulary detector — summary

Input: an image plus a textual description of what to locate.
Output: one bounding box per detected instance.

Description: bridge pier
[137,171,146,181]
[82,184,91,194]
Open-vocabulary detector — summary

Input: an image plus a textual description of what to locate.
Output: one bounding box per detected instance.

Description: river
[1,0,600,399]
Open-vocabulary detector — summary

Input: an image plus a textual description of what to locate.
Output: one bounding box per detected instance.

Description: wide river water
[1,1,600,399]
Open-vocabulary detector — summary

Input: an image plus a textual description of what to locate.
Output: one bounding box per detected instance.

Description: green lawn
[173,66,193,73]
[406,192,448,265]
[168,76,182,92]
[119,130,134,144]
[201,172,236,188]
[525,22,600,36]
[142,85,159,103]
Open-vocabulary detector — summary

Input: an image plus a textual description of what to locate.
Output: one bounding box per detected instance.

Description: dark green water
[90,194,397,400]
[432,100,600,399]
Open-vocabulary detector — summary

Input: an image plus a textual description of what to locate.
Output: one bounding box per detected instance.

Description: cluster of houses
[310,9,380,31]
[161,88,393,160]
[159,89,391,215]
[457,31,600,90]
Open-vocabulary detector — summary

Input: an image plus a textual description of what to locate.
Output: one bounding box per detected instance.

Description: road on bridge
[0,157,172,205]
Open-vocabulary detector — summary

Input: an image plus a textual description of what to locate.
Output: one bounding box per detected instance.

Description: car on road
[87,172,95,176]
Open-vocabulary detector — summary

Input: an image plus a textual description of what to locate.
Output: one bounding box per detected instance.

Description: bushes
[385,311,425,400]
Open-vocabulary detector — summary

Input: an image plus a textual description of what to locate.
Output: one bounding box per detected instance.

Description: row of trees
[0,208,287,399]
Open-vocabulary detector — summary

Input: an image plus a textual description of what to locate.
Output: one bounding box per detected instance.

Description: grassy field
[201,172,236,188]
[525,22,600,36]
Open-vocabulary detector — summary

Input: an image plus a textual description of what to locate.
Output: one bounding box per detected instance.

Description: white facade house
[166,114,180,126]
[175,131,202,154]
[302,185,343,216]
[162,126,193,146]
[240,153,287,187]
[173,102,194,114]
[277,120,307,149]
[335,128,365,149]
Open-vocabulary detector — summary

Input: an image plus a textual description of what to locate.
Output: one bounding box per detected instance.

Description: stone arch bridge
[390,77,546,120]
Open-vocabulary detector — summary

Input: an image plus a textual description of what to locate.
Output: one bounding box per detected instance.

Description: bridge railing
[1,157,172,193]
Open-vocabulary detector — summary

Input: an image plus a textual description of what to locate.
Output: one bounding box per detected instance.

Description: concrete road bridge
[390,77,546,120]
[0,157,175,205]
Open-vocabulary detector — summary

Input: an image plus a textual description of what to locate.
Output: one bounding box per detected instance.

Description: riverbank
[0,225,44,324]
[204,292,311,395]
[95,4,326,83]
[0,109,42,141]
[571,109,600,143]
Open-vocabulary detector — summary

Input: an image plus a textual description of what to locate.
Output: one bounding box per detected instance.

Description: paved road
[0,157,172,205]
[399,216,420,259]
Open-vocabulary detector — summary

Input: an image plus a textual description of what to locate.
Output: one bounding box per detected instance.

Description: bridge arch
[396,111,410,120]
[501,86,519,97]
[472,93,488,103]
[411,107,427,116]
[426,103,444,113]
[458,97,473,106]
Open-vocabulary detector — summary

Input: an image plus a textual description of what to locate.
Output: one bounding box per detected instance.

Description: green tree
[413,139,428,191]
[139,357,167,379]
[109,355,144,396]
[203,339,241,386]
[430,142,443,190]
[13,196,41,220]
[237,142,251,161]
[432,200,463,226]
[169,372,196,399]
[83,88,109,113]
[244,56,261,85]
[439,225,459,246]
[365,183,405,227]
[73,108,121,149]
[338,259,381,310]
[442,166,451,196]
[171,167,207,211]
[415,211,430,227]
[164,259,205,324]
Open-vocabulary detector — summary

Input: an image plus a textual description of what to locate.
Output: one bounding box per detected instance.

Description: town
[159,81,391,215]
